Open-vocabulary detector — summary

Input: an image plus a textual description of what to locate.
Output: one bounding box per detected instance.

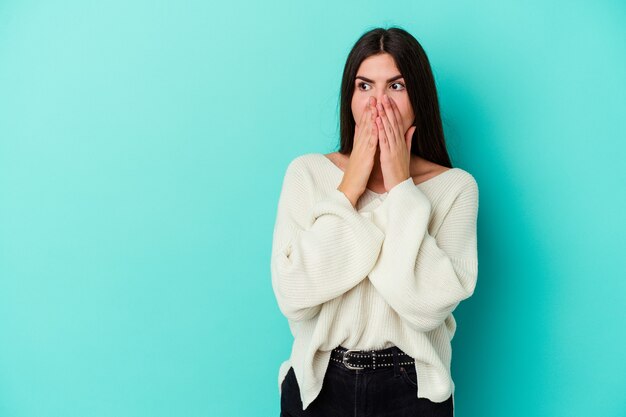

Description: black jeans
[280,346,454,417]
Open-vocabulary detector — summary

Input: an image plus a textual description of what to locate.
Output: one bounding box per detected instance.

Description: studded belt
[330,345,415,370]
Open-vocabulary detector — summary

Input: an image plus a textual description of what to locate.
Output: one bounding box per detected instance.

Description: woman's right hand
[338,96,379,207]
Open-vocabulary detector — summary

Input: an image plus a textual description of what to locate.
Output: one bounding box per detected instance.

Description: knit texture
[271,152,479,411]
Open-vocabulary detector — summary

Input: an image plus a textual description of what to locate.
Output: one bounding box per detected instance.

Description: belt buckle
[342,349,363,370]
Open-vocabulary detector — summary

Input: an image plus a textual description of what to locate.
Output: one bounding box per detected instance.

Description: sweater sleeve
[367,175,479,333]
[270,158,385,322]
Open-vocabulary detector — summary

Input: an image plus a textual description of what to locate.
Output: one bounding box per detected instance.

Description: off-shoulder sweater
[270,152,479,411]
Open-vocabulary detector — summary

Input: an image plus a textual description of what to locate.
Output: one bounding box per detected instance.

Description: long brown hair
[337,26,452,168]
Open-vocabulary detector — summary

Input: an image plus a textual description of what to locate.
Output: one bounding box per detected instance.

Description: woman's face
[351,53,415,136]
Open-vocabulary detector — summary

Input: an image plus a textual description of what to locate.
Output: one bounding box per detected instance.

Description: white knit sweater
[271,152,479,410]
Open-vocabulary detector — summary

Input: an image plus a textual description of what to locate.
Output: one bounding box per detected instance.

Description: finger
[375,115,388,148]
[382,95,401,140]
[364,105,375,138]
[377,118,388,153]
[386,95,400,118]
[376,102,396,150]
[361,104,368,126]
[388,96,413,152]
[366,101,378,147]
[355,106,371,143]
[371,102,378,127]
[364,104,373,127]
[370,109,379,146]
[366,103,378,138]
[388,97,410,157]
[358,98,373,128]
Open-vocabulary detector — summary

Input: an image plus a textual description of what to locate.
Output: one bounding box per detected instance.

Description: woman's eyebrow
[355,74,404,83]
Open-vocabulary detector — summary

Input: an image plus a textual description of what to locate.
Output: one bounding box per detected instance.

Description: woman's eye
[357,81,405,91]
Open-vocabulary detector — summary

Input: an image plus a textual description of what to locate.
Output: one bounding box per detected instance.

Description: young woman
[271,26,479,417]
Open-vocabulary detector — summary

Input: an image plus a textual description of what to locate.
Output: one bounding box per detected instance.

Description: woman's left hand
[375,94,417,192]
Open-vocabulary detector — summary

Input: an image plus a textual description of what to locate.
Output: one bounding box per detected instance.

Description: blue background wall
[1,1,624,416]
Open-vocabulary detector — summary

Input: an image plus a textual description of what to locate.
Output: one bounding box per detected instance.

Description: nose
[369,93,386,107]
[368,95,381,107]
